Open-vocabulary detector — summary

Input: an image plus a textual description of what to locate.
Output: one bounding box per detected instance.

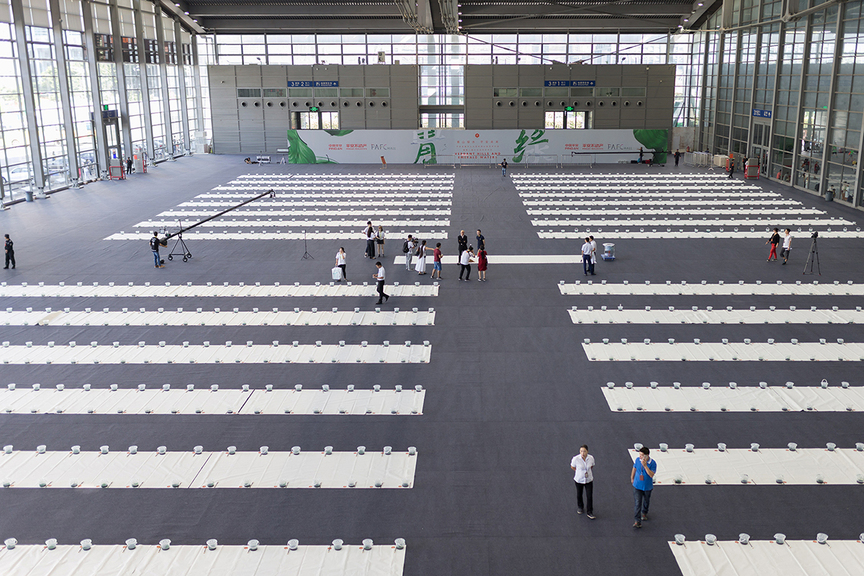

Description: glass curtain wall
[0,17,30,202]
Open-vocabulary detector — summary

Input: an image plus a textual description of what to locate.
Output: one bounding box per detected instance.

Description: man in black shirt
[3,234,14,269]
[149,231,165,268]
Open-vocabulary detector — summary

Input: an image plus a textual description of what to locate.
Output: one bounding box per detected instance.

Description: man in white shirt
[589,235,597,270]
[373,262,389,304]
[581,238,594,276]
[570,445,595,519]
[781,228,792,265]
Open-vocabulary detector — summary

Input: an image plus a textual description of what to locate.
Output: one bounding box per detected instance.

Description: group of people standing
[363,221,386,260]
[580,236,597,276]
[455,229,487,281]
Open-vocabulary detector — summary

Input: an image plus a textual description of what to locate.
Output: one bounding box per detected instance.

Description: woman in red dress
[476,248,488,281]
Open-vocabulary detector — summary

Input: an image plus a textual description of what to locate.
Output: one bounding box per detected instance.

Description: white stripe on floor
[135,219,452,228]
[602,385,861,412]
[1,308,435,327]
[0,282,438,298]
[0,387,426,415]
[157,209,452,217]
[518,191,769,198]
[559,281,862,296]
[0,343,432,365]
[105,231,450,241]
[180,200,453,207]
[394,254,583,265]
[539,230,864,239]
[568,307,861,325]
[527,208,824,216]
[532,217,854,227]
[0,448,417,488]
[582,341,864,362]
[522,199,802,207]
[0,543,405,576]
[630,447,864,485]
[670,539,863,576]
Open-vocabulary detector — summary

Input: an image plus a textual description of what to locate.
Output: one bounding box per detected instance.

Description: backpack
[149,237,159,250]
[402,240,410,253]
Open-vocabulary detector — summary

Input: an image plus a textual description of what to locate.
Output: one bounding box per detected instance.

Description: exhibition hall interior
[1,0,864,574]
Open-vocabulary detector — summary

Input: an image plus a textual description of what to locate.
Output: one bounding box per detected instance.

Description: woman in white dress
[335,247,346,281]
[414,239,427,275]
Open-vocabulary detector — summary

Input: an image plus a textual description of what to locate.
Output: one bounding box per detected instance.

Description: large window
[544,111,590,129]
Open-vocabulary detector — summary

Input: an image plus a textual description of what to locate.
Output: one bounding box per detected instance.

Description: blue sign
[543,81,596,87]
[288,81,339,87]
[752,108,772,118]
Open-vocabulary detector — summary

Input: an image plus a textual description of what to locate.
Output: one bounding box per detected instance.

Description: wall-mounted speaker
[330,101,337,107]
[560,101,566,107]
[496,101,502,107]
[611,100,617,107]
[356,101,363,107]
[585,101,592,106]
[279,101,286,107]
[240,101,247,107]
[637,101,643,107]
[534,101,541,107]
[572,101,579,107]
[266,101,272,107]
[304,101,311,107]
[253,101,260,107]
[508,101,515,107]
[546,101,554,107]
[598,101,604,107]
[291,101,298,107]
[381,101,388,107]
[342,101,350,107]
[623,101,630,107]
[521,101,528,107]
[368,101,375,107]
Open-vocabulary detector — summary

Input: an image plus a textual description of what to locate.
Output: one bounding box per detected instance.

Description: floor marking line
[106,232,451,241]
[394,255,583,265]
[0,283,438,298]
[540,231,863,239]
[0,449,417,489]
[0,344,432,365]
[0,387,426,415]
[582,342,864,362]
[602,385,863,412]
[568,308,861,325]
[559,281,862,296]
[630,447,864,485]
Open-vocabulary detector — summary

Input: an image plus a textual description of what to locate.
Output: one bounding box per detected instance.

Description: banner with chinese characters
[284,129,668,164]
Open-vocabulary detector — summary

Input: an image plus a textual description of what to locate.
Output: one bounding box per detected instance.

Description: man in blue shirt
[631,446,656,528]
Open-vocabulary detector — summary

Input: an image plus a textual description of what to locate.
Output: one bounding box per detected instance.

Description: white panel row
[527,208,823,216]
[106,231,451,241]
[603,384,861,412]
[568,307,861,325]
[540,230,864,239]
[629,447,864,485]
[238,172,451,178]
[532,217,852,226]
[393,254,583,265]
[512,174,748,180]
[0,386,426,415]
[0,448,418,489]
[157,209,453,217]
[0,543,406,576]
[204,191,452,197]
[180,200,453,208]
[0,343,432,365]
[581,341,864,362]
[670,539,864,576]
[518,186,766,193]
[0,282,438,298]
[518,191,771,198]
[559,280,862,296]
[0,308,435,327]
[134,218,452,228]
[522,199,802,207]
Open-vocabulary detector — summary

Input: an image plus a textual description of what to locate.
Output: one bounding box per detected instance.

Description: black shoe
[577,508,583,515]
[384,295,389,302]
[2,267,6,269]
[633,522,642,528]
[376,301,382,305]
[587,513,595,520]
[782,261,786,265]
[641,513,648,521]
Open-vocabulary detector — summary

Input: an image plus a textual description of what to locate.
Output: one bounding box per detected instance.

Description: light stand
[803,232,820,275]
[302,229,313,260]
[167,220,193,263]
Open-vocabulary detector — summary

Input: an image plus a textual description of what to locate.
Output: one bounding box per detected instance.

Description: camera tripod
[302,229,313,260]
[803,233,820,275]
[167,220,193,263]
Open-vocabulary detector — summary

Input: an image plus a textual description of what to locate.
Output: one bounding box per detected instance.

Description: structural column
[81,0,108,177]
[154,7,173,159]
[48,0,80,188]
[108,0,133,161]
[10,0,45,199]
[190,32,205,154]
[174,18,189,154]
[818,4,845,196]
[132,0,154,159]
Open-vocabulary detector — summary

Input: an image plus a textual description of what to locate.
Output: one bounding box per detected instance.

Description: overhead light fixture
[684,18,689,21]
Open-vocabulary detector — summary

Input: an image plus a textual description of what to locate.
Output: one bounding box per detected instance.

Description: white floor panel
[602,385,863,412]
[1,308,436,327]
[0,543,406,576]
[559,280,862,297]
[670,539,864,576]
[179,200,453,208]
[568,307,861,325]
[134,219,452,229]
[0,282,438,298]
[539,230,864,239]
[582,341,864,362]
[522,199,802,207]
[105,231,450,241]
[629,447,864,485]
[0,387,426,415]
[527,208,823,216]
[518,191,770,198]
[393,254,583,265]
[0,448,417,488]
[157,209,452,217]
[531,217,853,227]
[0,343,432,365]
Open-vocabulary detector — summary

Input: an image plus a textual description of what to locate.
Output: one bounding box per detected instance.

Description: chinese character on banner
[414,142,437,164]
[417,129,436,140]
[513,129,549,162]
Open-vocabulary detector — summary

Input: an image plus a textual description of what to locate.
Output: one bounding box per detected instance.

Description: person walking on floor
[415,239,428,275]
[638,147,644,163]
[571,445,595,519]
[335,247,347,281]
[459,245,474,281]
[476,245,487,281]
[589,235,597,272]
[674,149,681,167]
[373,261,389,305]
[3,233,14,269]
[766,228,780,261]
[581,238,594,276]
[476,229,485,251]
[432,242,443,279]
[376,225,385,257]
[364,221,376,259]
[149,231,164,269]
[631,446,656,528]
[781,228,792,265]
[499,158,508,176]
[728,158,735,178]
[404,234,416,270]
[126,157,133,175]
[457,230,468,276]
